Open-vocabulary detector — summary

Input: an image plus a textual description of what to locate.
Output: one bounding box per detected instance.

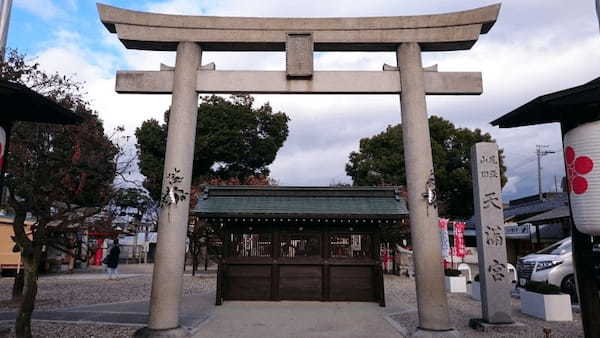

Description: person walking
[104,239,121,280]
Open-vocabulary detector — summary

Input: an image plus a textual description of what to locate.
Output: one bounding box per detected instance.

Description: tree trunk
[15,248,40,338]
[12,269,24,301]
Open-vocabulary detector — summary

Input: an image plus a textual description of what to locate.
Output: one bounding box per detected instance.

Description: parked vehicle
[517,236,600,300]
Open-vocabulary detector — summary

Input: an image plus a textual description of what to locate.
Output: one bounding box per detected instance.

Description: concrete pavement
[193,300,405,338]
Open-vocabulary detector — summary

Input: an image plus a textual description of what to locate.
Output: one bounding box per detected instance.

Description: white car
[517,237,576,297]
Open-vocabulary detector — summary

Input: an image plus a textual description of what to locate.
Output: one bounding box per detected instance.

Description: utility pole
[596,0,600,31]
[536,145,555,200]
[0,0,11,205]
[0,0,12,60]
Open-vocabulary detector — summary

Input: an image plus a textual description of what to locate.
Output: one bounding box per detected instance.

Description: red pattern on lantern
[565,146,594,195]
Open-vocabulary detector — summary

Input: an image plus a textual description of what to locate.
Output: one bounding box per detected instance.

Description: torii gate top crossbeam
[97,3,500,52]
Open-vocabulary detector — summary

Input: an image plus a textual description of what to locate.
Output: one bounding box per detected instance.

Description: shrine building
[192,186,408,306]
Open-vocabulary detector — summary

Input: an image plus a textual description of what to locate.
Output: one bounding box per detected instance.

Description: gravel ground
[0,265,215,311]
[0,322,136,338]
[0,268,586,337]
[385,276,584,338]
[0,264,215,338]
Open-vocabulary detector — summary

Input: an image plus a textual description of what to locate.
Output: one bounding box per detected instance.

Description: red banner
[453,221,466,258]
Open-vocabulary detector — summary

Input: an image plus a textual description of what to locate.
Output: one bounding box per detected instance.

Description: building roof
[491,77,600,128]
[503,192,568,223]
[192,186,408,221]
[520,205,571,225]
[0,79,82,124]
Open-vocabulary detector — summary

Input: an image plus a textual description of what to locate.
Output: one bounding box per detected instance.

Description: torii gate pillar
[143,41,201,336]
[398,42,453,333]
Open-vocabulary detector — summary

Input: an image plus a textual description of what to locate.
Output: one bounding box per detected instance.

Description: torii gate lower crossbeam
[115,69,483,95]
[99,4,501,337]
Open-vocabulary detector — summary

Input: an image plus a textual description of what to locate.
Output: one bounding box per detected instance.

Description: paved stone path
[0,271,585,337]
[193,301,403,338]
[42,273,142,281]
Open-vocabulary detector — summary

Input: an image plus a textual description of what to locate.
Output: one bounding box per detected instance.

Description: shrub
[445,269,462,277]
[524,281,562,295]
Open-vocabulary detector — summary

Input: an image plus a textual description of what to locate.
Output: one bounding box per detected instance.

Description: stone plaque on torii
[97,3,501,337]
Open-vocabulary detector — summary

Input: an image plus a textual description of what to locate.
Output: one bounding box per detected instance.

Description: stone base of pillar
[468,318,526,333]
[411,328,461,337]
[133,326,191,338]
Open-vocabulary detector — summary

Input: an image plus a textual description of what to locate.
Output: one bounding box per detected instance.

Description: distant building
[0,210,34,275]
[449,192,571,266]
[504,192,571,264]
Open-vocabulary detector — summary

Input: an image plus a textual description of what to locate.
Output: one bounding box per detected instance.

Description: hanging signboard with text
[438,218,451,259]
[471,142,513,325]
[564,120,600,235]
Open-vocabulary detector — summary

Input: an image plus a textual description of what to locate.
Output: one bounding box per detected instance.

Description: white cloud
[26,0,600,199]
[64,0,77,11]
[16,0,64,20]
[503,176,521,195]
[33,29,171,148]
[144,0,205,15]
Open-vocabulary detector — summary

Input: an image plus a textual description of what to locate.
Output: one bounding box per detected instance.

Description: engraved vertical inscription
[471,142,513,324]
[487,259,506,282]
[484,225,504,246]
[286,33,314,78]
[483,192,501,209]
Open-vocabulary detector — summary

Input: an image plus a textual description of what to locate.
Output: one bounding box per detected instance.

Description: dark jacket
[105,245,120,268]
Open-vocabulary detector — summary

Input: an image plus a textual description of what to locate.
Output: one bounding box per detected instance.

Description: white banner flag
[438,218,451,259]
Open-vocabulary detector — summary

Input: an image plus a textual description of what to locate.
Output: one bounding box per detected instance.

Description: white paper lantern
[563,120,600,235]
[0,126,5,172]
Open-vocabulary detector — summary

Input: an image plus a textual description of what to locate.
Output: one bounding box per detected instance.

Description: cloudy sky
[7,0,600,201]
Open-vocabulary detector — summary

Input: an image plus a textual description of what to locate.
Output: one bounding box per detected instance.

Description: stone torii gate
[98,3,500,337]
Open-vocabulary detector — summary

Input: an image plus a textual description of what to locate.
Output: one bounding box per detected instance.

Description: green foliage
[1,49,120,337]
[346,116,507,218]
[525,280,562,295]
[111,187,155,219]
[112,187,151,210]
[136,95,290,200]
[134,119,167,202]
[3,50,118,217]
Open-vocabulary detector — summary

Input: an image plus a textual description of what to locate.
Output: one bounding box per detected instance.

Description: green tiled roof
[192,186,408,219]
